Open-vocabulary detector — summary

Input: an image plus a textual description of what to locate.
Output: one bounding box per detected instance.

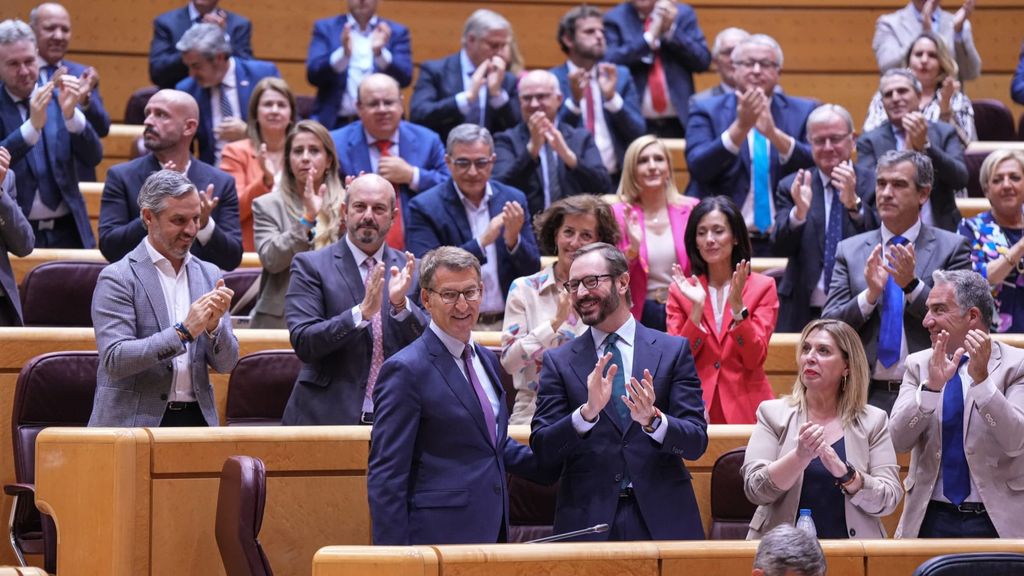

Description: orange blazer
[220,139,273,252]
[666,272,778,424]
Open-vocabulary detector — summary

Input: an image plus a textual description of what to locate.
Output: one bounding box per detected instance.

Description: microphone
[526,524,609,544]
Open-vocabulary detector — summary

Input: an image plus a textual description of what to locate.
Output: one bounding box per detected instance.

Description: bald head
[517,69,563,121]
[142,89,200,154]
[30,3,70,65]
[357,73,403,141]
[343,174,398,254]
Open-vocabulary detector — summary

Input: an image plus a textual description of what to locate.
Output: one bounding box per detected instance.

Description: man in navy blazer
[493,70,611,217]
[551,5,645,184]
[1014,41,1024,105]
[149,0,252,89]
[282,175,427,426]
[306,0,412,130]
[406,124,540,322]
[174,23,279,166]
[30,3,110,182]
[368,246,546,544]
[331,74,449,231]
[99,90,242,271]
[0,19,100,249]
[409,9,520,144]
[0,151,36,326]
[603,0,711,137]
[531,242,708,541]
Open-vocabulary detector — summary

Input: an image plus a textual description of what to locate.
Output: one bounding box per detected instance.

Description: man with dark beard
[530,242,708,541]
[280,173,428,425]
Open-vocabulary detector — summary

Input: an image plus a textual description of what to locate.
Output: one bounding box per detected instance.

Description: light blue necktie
[877,236,908,368]
[752,130,771,233]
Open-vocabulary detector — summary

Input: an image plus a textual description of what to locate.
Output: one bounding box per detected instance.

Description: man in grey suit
[872,0,981,81]
[691,27,748,103]
[891,269,1024,538]
[89,170,238,427]
[0,147,35,326]
[281,174,428,426]
[822,150,970,413]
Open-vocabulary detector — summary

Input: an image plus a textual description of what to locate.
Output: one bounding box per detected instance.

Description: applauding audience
[149,0,252,89]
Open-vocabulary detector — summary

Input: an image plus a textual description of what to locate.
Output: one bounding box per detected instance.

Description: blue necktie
[603,333,631,426]
[877,235,908,368]
[823,185,843,293]
[752,129,771,233]
[17,99,62,211]
[218,84,234,120]
[941,356,971,505]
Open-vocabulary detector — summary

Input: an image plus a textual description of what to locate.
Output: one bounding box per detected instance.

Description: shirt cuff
[563,97,582,116]
[410,167,420,191]
[330,47,349,72]
[488,90,510,109]
[645,414,668,444]
[389,298,412,320]
[789,206,807,227]
[721,131,741,155]
[906,279,925,302]
[375,48,393,69]
[20,120,40,146]
[455,91,472,116]
[351,303,370,327]
[604,92,624,113]
[777,134,796,164]
[857,289,877,318]
[63,108,86,134]
[507,235,521,253]
[195,217,215,245]
[643,31,658,50]
[572,405,599,435]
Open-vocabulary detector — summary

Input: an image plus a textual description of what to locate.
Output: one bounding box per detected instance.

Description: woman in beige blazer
[250,120,345,329]
[742,319,902,539]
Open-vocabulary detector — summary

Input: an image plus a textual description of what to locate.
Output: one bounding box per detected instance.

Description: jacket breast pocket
[412,489,470,509]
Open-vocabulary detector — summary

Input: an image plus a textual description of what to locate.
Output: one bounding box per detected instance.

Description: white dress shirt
[143,237,196,403]
[561,60,623,174]
[329,14,394,117]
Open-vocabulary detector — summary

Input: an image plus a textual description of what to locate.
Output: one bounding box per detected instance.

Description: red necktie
[644,17,669,114]
[584,74,597,133]
[374,140,404,250]
[364,258,385,405]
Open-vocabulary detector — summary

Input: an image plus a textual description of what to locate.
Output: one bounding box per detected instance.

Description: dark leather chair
[225,350,301,426]
[19,261,107,327]
[295,95,316,121]
[123,86,159,125]
[971,99,1016,142]
[965,148,990,198]
[216,456,273,576]
[5,351,98,572]
[709,446,756,539]
[1019,113,1024,143]
[913,552,1024,576]
[222,267,262,317]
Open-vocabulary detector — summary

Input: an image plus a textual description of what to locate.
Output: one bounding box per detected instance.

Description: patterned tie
[218,83,234,120]
[643,17,669,114]
[544,144,562,210]
[877,236,908,368]
[752,129,771,233]
[462,344,497,446]
[364,258,384,408]
[584,75,597,133]
[941,356,971,505]
[823,185,843,294]
[373,140,404,250]
[603,333,631,426]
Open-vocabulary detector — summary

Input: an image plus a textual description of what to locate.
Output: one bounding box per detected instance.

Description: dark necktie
[823,185,843,293]
[877,235,908,368]
[364,258,384,408]
[462,344,497,446]
[17,99,62,211]
[941,356,971,505]
[544,144,561,210]
[373,140,404,250]
[603,333,631,426]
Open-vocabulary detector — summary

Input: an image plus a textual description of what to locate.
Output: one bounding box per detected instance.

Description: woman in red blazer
[666,196,778,424]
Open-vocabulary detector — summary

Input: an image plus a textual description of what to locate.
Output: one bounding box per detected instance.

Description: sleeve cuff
[721,131,741,155]
[330,47,349,72]
[455,91,472,116]
[410,167,420,191]
[488,90,510,109]
[563,98,582,116]
[20,121,40,146]
[64,108,87,134]
[789,206,806,227]
[604,92,624,113]
[195,217,216,245]
[857,289,877,318]
[572,405,599,435]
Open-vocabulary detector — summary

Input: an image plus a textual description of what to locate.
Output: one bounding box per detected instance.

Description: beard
[574,288,619,326]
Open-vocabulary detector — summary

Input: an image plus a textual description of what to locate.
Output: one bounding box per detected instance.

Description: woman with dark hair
[666,196,778,424]
[501,195,620,423]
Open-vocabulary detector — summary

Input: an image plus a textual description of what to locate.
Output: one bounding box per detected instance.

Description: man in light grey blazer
[872,0,981,81]
[891,269,1024,538]
[89,170,238,427]
[0,148,35,326]
[822,150,970,413]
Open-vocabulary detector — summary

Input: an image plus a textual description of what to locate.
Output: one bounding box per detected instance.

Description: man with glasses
[685,34,816,257]
[773,104,878,332]
[531,242,707,541]
[493,69,611,217]
[407,123,540,329]
[368,245,548,544]
[332,74,449,248]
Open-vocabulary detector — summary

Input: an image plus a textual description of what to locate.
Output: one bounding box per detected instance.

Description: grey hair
[175,22,230,58]
[932,269,995,329]
[419,246,481,291]
[137,170,198,224]
[0,19,36,47]
[462,9,511,42]
[752,525,827,576]
[711,27,749,57]
[879,68,922,95]
[29,3,67,28]
[732,33,784,69]
[446,123,494,155]
[877,149,933,190]
[806,103,854,134]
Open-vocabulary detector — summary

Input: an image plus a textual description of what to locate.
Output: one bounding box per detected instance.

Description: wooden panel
[435,542,660,576]
[313,546,440,576]
[863,540,1024,576]
[660,541,864,576]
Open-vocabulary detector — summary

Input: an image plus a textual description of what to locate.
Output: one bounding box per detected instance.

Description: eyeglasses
[809,133,851,147]
[450,158,495,171]
[519,92,554,104]
[360,98,399,110]
[735,59,779,70]
[428,286,482,305]
[563,274,614,293]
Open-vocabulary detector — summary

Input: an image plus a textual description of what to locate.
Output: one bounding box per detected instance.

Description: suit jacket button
[613,473,622,482]
[738,336,744,346]
[713,361,720,369]
[695,338,702,347]
[849,528,856,537]
[160,394,168,401]
[493,485,501,494]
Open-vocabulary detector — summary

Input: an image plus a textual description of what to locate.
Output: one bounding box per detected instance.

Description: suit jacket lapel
[333,240,365,303]
[350,128,373,174]
[568,331,626,434]
[631,323,663,389]
[129,244,171,331]
[443,56,464,111]
[236,61,253,121]
[667,204,689,273]
[425,330,494,444]
[913,225,939,277]
[443,182,474,245]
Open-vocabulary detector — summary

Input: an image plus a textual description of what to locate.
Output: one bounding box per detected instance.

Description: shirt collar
[220,57,237,89]
[589,314,637,353]
[459,50,476,77]
[143,236,192,275]
[344,234,386,269]
[345,13,379,34]
[429,320,476,359]
[881,218,922,245]
[363,128,398,147]
[538,263,562,294]
[453,180,493,211]
[911,3,941,26]
[188,2,202,22]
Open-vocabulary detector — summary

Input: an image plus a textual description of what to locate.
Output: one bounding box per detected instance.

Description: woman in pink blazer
[666,196,778,424]
[612,135,698,331]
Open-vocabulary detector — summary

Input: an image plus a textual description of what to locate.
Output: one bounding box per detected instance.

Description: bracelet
[299,216,316,228]
[174,322,194,343]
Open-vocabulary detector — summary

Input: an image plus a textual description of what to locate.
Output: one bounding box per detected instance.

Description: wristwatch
[902,277,920,294]
[735,306,750,322]
[846,196,862,213]
[834,461,856,490]
[642,408,663,434]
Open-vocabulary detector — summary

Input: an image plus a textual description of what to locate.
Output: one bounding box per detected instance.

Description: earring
[840,374,848,393]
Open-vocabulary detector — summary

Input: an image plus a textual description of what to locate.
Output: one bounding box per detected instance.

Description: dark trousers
[641,299,667,332]
[608,492,652,541]
[645,117,685,139]
[919,500,999,538]
[750,235,773,258]
[159,402,208,427]
[868,381,901,414]
[30,214,82,248]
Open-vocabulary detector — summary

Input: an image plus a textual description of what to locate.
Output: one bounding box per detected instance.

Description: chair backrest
[216,456,272,576]
[971,99,1016,142]
[124,86,159,125]
[913,552,1024,576]
[295,95,316,120]
[709,446,757,539]
[964,148,990,198]
[222,267,262,317]
[225,350,301,426]
[485,345,517,412]
[19,261,107,327]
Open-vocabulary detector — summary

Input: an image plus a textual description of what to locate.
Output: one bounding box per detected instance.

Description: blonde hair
[616,135,682,205]
[278,120,345,249]
[980,149,1024,195]
[787,319,869,426]
[903,31,958,85]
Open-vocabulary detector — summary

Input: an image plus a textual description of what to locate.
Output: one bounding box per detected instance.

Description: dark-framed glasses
[428,286,482,304]
[563,274,614,293]
[450,158,494,171]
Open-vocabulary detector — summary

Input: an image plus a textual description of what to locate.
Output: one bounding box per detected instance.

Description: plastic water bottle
[796,508,817,537]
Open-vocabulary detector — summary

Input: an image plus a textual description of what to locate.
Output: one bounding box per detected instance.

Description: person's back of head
[751,524,826,576]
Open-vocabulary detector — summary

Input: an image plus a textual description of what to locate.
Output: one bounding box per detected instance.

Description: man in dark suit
[174,23,280,166]
[409,9,520,144]
[685,34,816,256]
[0,19,100,249]
[551,5,645,184]
[603,0,711,137]
[99,89,243,271]
[30,2,110,182]
[331,73,449,248]
[531,242,708,541]
[149,0,252,89]
[1013,41,1024,105]
[773,104,878,333]
[306,0,412,130]
[281,174,428,426]
[0,148,36,326]
[823,150,971,413]
[493,69,611,217]
[368,245,545,544]
[690,27,748,103]
[406,124,540,328]
[856,69,967,233]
